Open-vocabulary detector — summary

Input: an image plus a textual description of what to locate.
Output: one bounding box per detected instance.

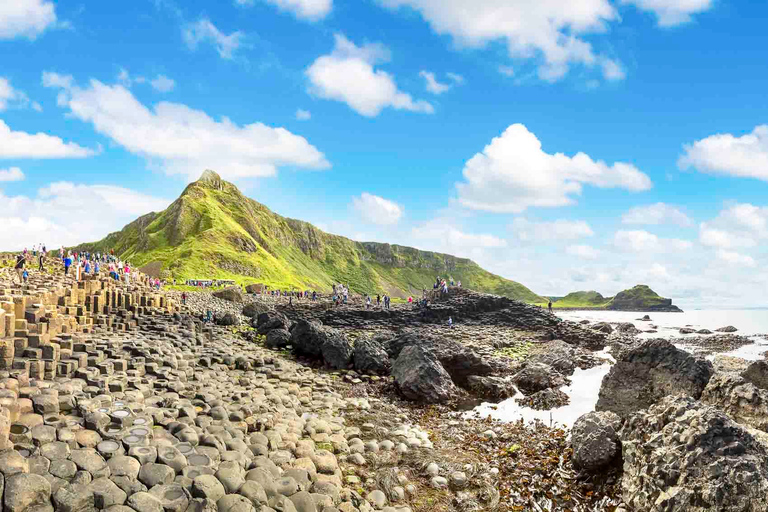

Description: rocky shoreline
[3,265,768,511]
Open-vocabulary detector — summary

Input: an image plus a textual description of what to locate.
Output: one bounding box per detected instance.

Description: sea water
[466,309,768,427]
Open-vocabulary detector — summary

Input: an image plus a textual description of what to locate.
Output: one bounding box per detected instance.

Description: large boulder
[385,332,494,385]
[265,329,291,349]
[716,325,738,333]
[595,339,713,418]
[392,345,457,403]
[242,302,269,319]
[212,287,244,303]
[742,360,768,390]
[466,375,516,400]
[511,362,566,395]
[255,311,291,335]
[593,322,613,334]
[554,321,607,350]
[620,396,768,512]
[215,313,238,326]
[701,373,768,432]
[571,411,621,472]
[290,320,353,370]
[353,338,391,375]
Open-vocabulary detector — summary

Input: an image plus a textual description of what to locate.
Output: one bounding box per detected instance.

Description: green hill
[546,284,681,311]
[75,170,544,302]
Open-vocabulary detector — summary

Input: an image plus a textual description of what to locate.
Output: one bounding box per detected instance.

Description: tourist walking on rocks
[366,296,371,309]
[22,269,28,283]
[548,300,552,312]
[376,294,381,306]
[181,292,187,305]
[14,253,25,283]
[448,316,453,328]
[63,252,72,276]
[38,250,45,271]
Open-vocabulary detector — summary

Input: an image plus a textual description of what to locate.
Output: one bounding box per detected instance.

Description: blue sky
[3,0,768,307]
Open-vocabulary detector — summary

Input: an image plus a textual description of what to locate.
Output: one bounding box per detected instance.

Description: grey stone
[571,411,622,472]
[90,477,128,508]
[4,473,52,512]
[127,491,164,512]
[191,474,226,502]
[138,463,175,488]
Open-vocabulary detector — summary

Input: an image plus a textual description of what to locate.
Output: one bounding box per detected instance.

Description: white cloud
[716,249,755,268]
[0,77,38,111]
[621,0,713,27]
[31,101,42,112]
[456,124,651,213]
[237,0,332,21]
[699,224,755,249]
[412,219,508,254]
[0,0,57,40]
[44,73,329,180]
[498,65,515,77]
[566,244,600,260]
[0,119,96,159]
[614,229,692,252]
[351,193,404,225]
[446,72,464,84]
[0,167,24,182]
[419,71,450,94]
[377,0,624,82]
[511,217,594,242]
[679,125,768,182]
[183,19,244,60]
[150,75,176,93]
[648,263,669,278]
[622,202,692,227]
[0,182,170,251]
[697,203,768,250]
[295,109,311,121]
[306,34,434,117]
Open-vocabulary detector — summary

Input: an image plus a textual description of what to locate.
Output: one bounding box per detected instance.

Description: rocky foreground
[3,263,768,512]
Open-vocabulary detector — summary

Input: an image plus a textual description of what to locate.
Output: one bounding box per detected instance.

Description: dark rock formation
[701,373,768,432]
[392,345,457,403]
[215,313,238,326]
[515,388,569,410]
[593,322,613,334]
[466,375,516,401]
[242,302,268,319]
[353,338,391,375]
[212,287,243,303]
[512,363,566,396]
[265,329,291,349]
[743,360,768,390]
[717,325,739,333]
[255,311,291,335]
[620,396,768,511]
[596,339,714,418]
[290,320,352,370]
[527,340,605,376]
[571,411,621,472]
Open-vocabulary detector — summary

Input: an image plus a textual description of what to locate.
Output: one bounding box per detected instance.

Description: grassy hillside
[540,284,680,311]
[76,170,544,302]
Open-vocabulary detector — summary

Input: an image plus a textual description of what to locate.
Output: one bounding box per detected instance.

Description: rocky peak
[197,169,224,190]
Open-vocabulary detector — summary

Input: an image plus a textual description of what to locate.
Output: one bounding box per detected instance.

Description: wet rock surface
[571,411,621,472]
[596,338,714,418]
[620,396,768,512]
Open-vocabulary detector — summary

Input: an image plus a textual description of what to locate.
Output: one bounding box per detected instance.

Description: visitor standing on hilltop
[14,253,25,284]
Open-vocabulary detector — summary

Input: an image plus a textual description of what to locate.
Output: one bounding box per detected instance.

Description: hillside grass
[74,172,545,302]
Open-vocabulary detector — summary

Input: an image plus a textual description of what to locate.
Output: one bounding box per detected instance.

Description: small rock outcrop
[717,325,739,333]
[701,373,768,432]
[290,320,353,370]
[743,360,768,390]
[215,312,238,326]
[512,362,566,395]
[596,339,714,417]
[265,328,291,349]
[242,302,268,318]
[212,286,244,303]
[593,322,613,334]
[620,396,768,512]
[466,375,517,400]
[392,345,458,403]
[353,337,391,375]
[571,411,621,472]
[255,311,291,335]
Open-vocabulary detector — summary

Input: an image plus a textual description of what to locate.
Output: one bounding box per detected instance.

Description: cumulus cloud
[377,0,625,82]
[419,71,450,94]
[698,203,768,251]
[0,77,40,112]
[679,125,768,182]
[0,167,24,182]
[456,124,651,213]
[183,18,244,60]
[306,34,433,117]
[613,229,692,252]
[0,182,170,251]
[44,73,330,180]
[0,119,96,159]
[566,244,600,260]
[236,0,332,21]
[412,219,508,256]
[622,202,692,226]
[511,217,594,242]
[0,0,57,40]
[150,75,176,93]
[295,109,311,121]
[621,0,713,27]
[716,250,755,268]
[351,193,404,225]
